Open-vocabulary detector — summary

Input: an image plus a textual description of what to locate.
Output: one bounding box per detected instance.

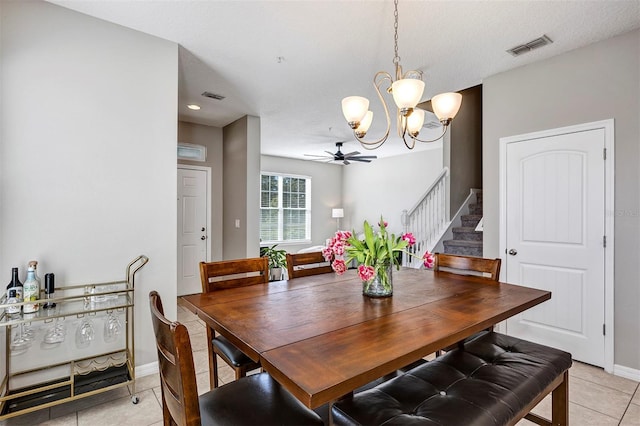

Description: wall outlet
[235,219,240,228]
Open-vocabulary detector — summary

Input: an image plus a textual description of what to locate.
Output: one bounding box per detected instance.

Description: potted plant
[260,244,288,281]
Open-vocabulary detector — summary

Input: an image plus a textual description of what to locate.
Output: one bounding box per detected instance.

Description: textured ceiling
[48,0,640,159]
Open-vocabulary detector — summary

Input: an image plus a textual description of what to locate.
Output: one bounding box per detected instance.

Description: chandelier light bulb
[406,109,426,136]
[431,92,463,122]
[355,111,374,137]
[391,79,425,110]
[342,96,370,128]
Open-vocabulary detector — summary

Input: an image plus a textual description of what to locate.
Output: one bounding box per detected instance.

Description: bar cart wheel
[131,395,139,404]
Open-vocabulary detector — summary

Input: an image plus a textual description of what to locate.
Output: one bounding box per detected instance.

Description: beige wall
[222,116,261,259]
[178,121,224,261]
[260,155,343,253]
[1,1,178,367]
[483,30,640,370]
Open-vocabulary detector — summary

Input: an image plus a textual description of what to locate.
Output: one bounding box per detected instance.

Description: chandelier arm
[401,133,417,150]
[353,72,393,149]
[409,123,450,144]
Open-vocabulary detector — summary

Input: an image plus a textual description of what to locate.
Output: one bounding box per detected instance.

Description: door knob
[508,249,518,256]
[201,236,206,240]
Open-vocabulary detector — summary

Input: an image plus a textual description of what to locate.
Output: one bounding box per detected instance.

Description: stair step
[452,227,483,241]
[468,203,483,215]
[443,240,483,257]
[461,214,482,227]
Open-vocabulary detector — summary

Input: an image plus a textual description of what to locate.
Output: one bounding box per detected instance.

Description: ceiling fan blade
[343,151,360,157]
[351,155,377,159]
[343,159,350,165]
[325,151,336,156]
[304,154,331,158]
[351,158,372,163]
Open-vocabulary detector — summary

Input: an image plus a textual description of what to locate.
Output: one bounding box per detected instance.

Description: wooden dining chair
[199,257,268,389]
[286,252,333,279]
[433,253,502,355]
[149,291,323,426]
[433,253,501,281]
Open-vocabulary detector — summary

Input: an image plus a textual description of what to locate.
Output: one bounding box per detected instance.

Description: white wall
[342,146,444,236]
[0,1,178,367]
[483,30,640,370]
[260,155,343,253]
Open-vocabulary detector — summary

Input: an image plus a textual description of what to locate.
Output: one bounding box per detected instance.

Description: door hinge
[603,235,607,248]
[603,324,606,336]
[603,148,607,160]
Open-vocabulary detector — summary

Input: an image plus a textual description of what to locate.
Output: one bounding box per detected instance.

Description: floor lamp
[332,208,344,231]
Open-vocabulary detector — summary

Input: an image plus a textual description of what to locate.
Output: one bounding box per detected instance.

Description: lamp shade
[342,97,369,123]
[355,111,373,134]
[331,208,344,218]
[391,78,425,109]
[431,92,462,121]
[406,109,426,134]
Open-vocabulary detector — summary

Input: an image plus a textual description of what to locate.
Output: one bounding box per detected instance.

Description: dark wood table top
[181,268,550,408]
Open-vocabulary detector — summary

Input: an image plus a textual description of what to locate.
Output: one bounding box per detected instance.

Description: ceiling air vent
[423,121,441,130]
[201,91,225,101]
[507,35,553,57]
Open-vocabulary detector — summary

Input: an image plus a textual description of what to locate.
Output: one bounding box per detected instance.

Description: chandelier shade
[341,96,369,125]
[341,0,462,150]
[391,79,425,111]
[431,92,463,124]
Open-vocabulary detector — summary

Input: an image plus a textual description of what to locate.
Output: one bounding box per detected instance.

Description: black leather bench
[331,332,572,426]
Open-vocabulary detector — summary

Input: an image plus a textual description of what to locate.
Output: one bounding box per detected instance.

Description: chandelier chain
[393,0,400,65]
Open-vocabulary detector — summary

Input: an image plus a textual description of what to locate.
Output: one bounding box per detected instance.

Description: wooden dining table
[181,268,550,409]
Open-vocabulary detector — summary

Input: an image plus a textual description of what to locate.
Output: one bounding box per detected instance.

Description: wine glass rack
[0,255,148,420]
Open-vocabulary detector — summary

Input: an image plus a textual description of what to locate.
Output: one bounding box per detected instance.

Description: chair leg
[551,371,569,426]
[206,327,219,389]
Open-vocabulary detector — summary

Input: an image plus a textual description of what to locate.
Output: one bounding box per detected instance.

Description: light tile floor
[1,299,638,425]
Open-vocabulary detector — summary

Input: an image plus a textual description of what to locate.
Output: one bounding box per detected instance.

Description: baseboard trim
[136,361,159,378]
[613,364,640,381]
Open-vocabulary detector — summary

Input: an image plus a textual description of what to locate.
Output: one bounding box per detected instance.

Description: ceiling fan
[304,142,377,165]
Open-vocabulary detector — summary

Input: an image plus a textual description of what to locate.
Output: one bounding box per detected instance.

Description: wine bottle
[6,289,21,315]
[43,273,56,309]
[6,267,23,302]
[23,265,40,313]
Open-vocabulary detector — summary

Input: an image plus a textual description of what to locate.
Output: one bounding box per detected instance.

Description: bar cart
[0,255,148,420]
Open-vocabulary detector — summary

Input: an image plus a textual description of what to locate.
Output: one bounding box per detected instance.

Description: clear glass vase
[362,263,393,297]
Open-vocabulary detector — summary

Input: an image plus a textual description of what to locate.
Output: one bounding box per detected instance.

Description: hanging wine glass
[11,323,32,355]
[103,311,122,343]
[75,317,95,349]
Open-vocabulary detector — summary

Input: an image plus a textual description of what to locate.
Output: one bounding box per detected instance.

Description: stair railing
[402,167,449,268]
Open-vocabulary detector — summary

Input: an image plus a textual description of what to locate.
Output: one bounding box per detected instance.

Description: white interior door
[504,127,606,367]
[177,167,208,296]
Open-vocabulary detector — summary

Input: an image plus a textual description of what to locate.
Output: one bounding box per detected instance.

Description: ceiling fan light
[355,111,373,137]
[391,78,425,109]
[342,96,369,127]
[431,92,462,122]
[406,109,425,135]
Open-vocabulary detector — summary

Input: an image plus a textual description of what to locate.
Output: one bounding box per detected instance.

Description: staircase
[442,192,483,257]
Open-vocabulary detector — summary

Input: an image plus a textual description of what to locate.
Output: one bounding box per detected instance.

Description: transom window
[260,173,311,243]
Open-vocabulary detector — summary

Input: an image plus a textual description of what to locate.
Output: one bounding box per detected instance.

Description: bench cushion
[331,332,572,426]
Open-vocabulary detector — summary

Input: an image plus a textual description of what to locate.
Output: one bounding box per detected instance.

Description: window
[260,173,311,243]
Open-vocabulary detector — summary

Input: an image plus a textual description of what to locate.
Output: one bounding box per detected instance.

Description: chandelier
[341,0,462,150]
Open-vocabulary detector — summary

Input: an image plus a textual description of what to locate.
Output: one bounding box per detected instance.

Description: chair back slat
[199,257,269,293]
[149,291,201,426]
[434,253,501,281]
[287,252,333,279]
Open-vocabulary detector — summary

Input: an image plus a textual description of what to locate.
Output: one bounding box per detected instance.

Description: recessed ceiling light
[187,104,201,110]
